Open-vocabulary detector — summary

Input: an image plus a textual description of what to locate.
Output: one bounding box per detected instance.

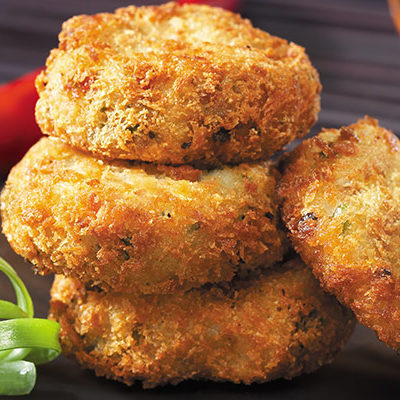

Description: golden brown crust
[1,137,287,294]
[278,117,400,352]
[35,2,320,166]
[49,258,355,388]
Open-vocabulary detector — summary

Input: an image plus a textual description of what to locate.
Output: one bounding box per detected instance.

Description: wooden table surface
[1,0,400,398]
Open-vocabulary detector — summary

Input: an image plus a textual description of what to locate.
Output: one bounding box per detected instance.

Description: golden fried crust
[278,117,400,352]
[49,258,355,388]
[1,137,287,294]
[35,2,320,166]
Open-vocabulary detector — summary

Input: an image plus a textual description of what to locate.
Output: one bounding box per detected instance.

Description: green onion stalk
[0,257,61,395]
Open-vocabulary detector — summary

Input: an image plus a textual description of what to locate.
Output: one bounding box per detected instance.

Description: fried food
[278,117,400,352]
[35,2,321,166]
[49,258,355,388]
[1,137,287,294]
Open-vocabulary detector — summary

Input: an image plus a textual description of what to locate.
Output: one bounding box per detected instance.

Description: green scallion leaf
[24,348,60,365]
[0,319,61,354]
[0,257,61,395]
[0,300,28,320]
[0,258,33,317]
[0,361,36,396]
[0,258,34,363]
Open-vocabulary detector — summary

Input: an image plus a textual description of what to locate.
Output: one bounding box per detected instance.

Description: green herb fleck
[342,220,351,235]
[332,203,348,218]
[181,141,192,149]
[319,151,328,159]
[265,212,274,220]
[188,222,201,232]
[131,329,143,344]
[127,124,139,133]
[121,236,132,246]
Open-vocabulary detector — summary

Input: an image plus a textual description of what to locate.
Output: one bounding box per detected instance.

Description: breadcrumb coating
[49,258,355,388]
[279,117,400,352]
[1,137,287,294]
[35,2,320,166]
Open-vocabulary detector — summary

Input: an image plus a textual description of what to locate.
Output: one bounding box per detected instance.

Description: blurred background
[0,1,400,399]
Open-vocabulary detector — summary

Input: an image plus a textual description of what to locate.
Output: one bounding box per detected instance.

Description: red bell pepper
[178,0,240,11]
[0,68,43,175]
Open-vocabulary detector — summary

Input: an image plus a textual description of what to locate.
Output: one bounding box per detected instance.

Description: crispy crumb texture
[1,138,287,294]
[49,258,355,388]
[35,2,320,166]
[279,117,400,352]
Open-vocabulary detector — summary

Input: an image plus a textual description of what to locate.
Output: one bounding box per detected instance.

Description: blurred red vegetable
[178,0,240,11]
[0,68,43,175]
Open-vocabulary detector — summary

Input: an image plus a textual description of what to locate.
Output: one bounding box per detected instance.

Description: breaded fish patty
[279,117,400,352]
[35,2,320,166]
[49,258,355,388]
[1,137,287,294]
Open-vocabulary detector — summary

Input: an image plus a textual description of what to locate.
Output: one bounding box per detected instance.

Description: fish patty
[35,2,320,166]
[1,137,287,294]
[279,117,400,352]
[49,258,355,388]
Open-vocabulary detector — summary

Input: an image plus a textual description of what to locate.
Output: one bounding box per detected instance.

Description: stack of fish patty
[0,2,355,388]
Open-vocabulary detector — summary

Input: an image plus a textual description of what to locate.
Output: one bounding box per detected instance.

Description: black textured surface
[1,0,400,398]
